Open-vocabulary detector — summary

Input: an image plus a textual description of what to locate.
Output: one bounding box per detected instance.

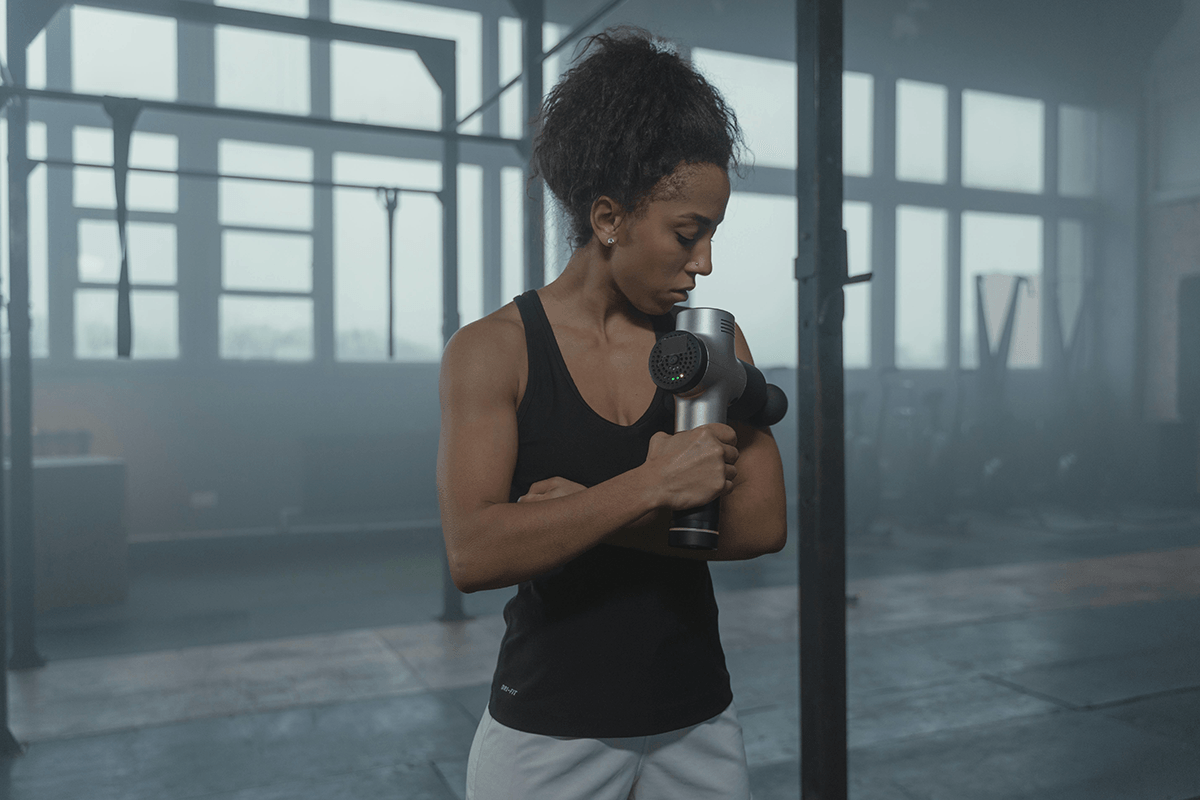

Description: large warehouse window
[72,127,180,359]
[962,89,1045,194]
[333,153,442,361]
[218,140,315,361]
[688,49,875,368]
[71,7,177,101]
[216,27,311,115]
[27,2,1099,371]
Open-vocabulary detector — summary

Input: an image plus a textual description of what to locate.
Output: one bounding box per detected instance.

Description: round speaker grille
[648,332,706,393]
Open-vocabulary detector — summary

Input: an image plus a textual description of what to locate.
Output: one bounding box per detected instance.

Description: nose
[687,240,714,277]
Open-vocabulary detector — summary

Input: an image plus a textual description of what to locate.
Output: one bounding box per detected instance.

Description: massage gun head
[648,306,789,429]
[649,308,740,396]
[649,331,708,393]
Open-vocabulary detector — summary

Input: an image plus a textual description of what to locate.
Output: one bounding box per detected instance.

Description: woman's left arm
[522,323,788,561]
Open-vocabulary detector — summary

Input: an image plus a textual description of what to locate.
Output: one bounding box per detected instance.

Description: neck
[538,240,651,338]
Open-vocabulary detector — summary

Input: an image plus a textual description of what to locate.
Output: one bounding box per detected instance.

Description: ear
[590,195,627,246]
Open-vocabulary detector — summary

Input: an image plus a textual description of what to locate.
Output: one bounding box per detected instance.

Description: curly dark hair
[531,27,744,249]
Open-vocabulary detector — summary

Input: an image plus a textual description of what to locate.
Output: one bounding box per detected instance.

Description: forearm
[604,481,786,561]
[450,466,662,592]
[605,422,787,561]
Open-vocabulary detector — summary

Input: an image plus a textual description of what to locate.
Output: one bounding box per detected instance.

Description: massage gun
[647,307,789,550]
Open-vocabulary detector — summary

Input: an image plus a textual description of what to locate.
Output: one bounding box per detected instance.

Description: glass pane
[223,231,313,292]
[131,291,179,359]
[78,221,177,285]
[961,212,1043,369]
[843,72,873,178]
[332,43,440,130]
[28,122,48,163]
[28,29,46,91]
[219,140,313,230]
[216,27,310,115]
[962,90,1044,193]
[331,0,483,133]
[333,154,443,362]
[216,0,307,15]
[844,201,872,369]
[501,166,525,303]
[31,155,49,358]
[693,192,797,369]
[499,17,523,140]
[1058,219,1086,341]
[896,79,947,183]
[1059,105,1098,197]
[895,206,948,369]
[220,296,313,361]
[73,127,179,212]
[692,49,796,170]
[1158,94,1200,191]
[75,288,117,359]
[71,7,177,101]
[129,223,178,285]
[75,289,177,359]
[459,164,485,327]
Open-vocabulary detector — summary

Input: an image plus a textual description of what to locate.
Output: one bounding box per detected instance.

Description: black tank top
[487,289,732,738]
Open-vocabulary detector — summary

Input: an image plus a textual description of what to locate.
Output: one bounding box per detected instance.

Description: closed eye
[677,233,696,245]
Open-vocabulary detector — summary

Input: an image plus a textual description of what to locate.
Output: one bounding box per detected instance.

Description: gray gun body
[673,307,746,432]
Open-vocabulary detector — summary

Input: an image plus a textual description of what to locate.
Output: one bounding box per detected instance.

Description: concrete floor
[7,506,1200,799]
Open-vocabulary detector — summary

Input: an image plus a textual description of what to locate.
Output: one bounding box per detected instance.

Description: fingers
[518,476,586,503]
[703,422,738,448]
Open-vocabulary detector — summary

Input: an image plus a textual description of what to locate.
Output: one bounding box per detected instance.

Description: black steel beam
[6,17,46,674]
[76,0,447,67]
[15,85,519,150]
[796,0,849,798]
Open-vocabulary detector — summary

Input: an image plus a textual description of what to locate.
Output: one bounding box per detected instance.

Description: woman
[436,27,787,800]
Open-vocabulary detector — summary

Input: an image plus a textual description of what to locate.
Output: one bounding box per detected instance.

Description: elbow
[447,548,484,594]
[756,515,788,556]
[443,532,483,594]
[765,526,787,555]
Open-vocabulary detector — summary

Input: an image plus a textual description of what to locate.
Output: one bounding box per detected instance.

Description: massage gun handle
[669,500,720,550]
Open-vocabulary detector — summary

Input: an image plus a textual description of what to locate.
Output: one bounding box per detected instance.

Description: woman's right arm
[435,318,737,593]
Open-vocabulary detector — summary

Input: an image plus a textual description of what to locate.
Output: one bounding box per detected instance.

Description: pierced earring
[607,237,615,245]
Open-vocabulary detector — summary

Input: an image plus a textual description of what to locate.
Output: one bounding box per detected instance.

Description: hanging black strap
[377,187,400,360]
[102,97,142,359]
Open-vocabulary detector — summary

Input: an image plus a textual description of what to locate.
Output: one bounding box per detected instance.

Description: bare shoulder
[439,302,526,406]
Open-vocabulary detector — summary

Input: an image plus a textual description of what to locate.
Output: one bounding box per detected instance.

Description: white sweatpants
[465,700,752,800]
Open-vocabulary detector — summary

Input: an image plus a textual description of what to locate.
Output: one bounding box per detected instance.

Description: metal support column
[423,42,467,623]
[0,78,23,754]
[796,0,848,797]
[516,0,544,291]
[6,29,45,672]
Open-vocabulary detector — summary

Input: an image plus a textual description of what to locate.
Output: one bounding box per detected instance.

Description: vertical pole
[310,0,335,365]
[379,188,399,360]
[519,0,544,292]
[435,43,467,623]
[0,88,22,756]
[7,25,45,672]
[796,0,848,797]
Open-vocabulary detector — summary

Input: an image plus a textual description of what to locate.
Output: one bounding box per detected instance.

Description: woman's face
[609,163,731,316]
